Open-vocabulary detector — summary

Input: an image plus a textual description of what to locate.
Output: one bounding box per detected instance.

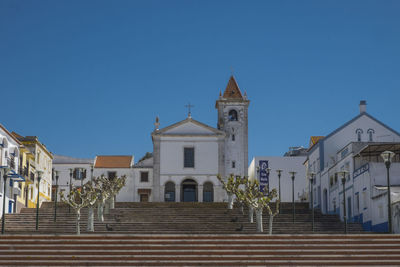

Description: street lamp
[266,167,271,194]
[276,169,283,213]
[337,170,349,234]
[308,172,316,232]
[381,150,395,234]
[1,166,10,234]
[90,164,94,182]
[289,171,296,223]
[68,168,73,213]
[54,170,59,222]
[36,170,43,231]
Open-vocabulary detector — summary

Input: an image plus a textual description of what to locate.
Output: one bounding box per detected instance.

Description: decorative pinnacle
[154,116,160,131]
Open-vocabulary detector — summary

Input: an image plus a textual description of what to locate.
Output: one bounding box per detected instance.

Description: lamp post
[68,168,73,213]
[276,169,282,213]
[337,170,348,234]
[1,167,10,234]
[90,164,94,182]
[289,171,296,223]
[36,170,43,231]
[308,172,316,232]
[381,151,395,234]
[54,170,59,222]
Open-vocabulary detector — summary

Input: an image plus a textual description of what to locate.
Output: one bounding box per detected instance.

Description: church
[150,76,250,202]
[52,76,250,203]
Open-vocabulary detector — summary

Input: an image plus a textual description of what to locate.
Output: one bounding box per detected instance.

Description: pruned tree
[95,175,126,220]
[84,180,101,232]
[234,177,279,233]
[60,184,97,235]
[265,199,280,235]
[94,176,111,222]
[217,174,242,210]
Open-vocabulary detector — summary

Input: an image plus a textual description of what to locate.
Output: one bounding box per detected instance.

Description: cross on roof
[185,103,194,118]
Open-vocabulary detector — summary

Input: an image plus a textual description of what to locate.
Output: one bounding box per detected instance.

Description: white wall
[249,156,307,202]
[93,168,134,202]
[0,130,20,217]
[159,137,219,175]
[53,163,93,196]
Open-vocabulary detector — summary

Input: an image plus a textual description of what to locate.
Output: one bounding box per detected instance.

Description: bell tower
[215,76,250,177]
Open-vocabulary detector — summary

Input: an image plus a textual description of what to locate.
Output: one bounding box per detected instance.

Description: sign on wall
[259,160,269,192]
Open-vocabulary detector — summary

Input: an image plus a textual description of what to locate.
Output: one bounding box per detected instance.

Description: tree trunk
[240,203,244,215]
[110,195,115,209]
[104,199,110,215]
[76,209,81,235]
[248,206,254,223]
[268,215,274,235]
[228,194,233,210]
[255,209,263,233]
[98,201,104,222]
[87,207,94,232]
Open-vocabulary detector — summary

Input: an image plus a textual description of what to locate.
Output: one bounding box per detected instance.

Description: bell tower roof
[222,75,244,100]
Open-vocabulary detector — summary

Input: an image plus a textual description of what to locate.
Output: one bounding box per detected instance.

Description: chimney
[359,100,367,114]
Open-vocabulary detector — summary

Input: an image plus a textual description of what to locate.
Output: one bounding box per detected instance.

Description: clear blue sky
[1,0,400,162]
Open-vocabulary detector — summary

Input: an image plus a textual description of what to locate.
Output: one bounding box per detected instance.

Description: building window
[232,134,235,141]
[228,110,238,121]
[232,161,236,168]
[367,129,374,142]
[140,171,149,182]
[356,129,363,142]
[108,171,117,180]
[184,147,194,168]
[164,181,175,202]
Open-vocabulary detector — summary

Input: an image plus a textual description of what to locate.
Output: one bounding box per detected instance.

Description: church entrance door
[181,179,198,202]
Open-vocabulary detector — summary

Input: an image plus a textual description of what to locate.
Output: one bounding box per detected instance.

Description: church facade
[151,76,249,202]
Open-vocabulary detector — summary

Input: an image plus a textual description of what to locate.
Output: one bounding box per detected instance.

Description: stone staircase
[0,202,364,234]
[0,234,400,266]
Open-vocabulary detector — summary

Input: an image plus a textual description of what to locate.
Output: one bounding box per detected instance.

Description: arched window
[367,129,375,142]
[164,181,175,202]
[203,182,214,202]
[228,110,238,121]
[355,129,363,142]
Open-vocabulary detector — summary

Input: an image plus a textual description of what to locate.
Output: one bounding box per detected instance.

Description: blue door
[8,201,13,213]
[183,185,196,202]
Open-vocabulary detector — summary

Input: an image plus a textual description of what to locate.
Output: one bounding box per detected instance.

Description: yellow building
[15,145,36,211]
[12,133,53,208]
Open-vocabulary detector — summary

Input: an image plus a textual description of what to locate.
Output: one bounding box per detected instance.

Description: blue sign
[259,160,269,192]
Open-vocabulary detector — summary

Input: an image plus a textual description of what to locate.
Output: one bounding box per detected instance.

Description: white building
[93,155,135,202]
[52,154,94,199]
[0,124,22,218]
[249,148,308,203]
[151,76,249,202]
[306,101,400,232]
[132,155,153,202]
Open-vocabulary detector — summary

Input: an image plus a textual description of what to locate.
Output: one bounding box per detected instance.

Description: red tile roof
[222,76,244,99]
[94,155,133,168]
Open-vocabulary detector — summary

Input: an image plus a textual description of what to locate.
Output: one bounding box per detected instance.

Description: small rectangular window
[232,161,236,168]
[232,134,235,141]
[184,147,194,168]
[140,171,149,182]
[108,171,117,180]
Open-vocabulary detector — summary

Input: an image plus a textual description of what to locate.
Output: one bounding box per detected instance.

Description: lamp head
[266,168,271,174]
[37,170,43,181]
[381,151,395,164]
[308,172,316,180]
[276,169,283,176]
